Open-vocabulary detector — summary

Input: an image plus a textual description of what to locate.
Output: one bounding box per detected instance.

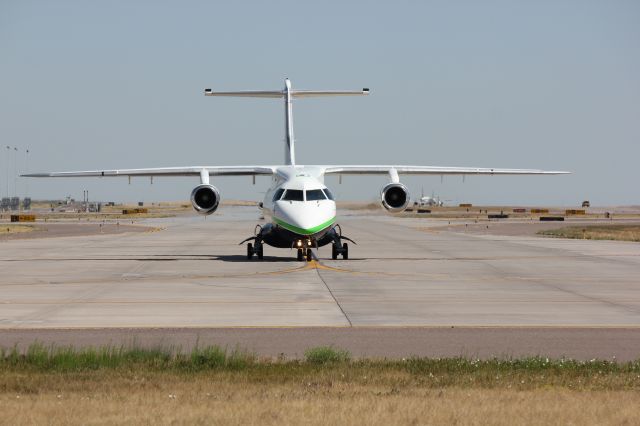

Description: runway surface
[1,207,639,359]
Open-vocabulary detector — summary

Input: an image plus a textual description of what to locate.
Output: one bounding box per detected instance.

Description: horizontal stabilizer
[291,89,369,98]
[204,89,283,98]
[204,88,369,98]
[205,79,369,166]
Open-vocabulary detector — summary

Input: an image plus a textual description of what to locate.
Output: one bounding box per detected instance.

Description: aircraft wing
[22,166,277,178]
[322,166,570,176]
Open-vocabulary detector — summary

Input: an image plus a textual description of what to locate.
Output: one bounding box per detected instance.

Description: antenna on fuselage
[204,79,369,166]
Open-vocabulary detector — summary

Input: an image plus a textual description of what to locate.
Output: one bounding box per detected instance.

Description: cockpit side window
[306,189,327,201]
[282,189,304,201]
[272,188,285,202]
[322,188,335,200]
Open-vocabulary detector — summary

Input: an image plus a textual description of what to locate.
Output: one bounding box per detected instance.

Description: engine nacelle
[380,182,410,212]
[190,184,221,215]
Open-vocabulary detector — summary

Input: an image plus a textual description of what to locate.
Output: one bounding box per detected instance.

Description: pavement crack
[311,257,353,327]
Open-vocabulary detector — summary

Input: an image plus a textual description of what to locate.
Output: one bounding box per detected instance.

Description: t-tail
[205,79,369,166]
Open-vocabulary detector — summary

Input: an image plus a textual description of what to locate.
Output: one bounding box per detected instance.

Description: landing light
[296,240,302,247]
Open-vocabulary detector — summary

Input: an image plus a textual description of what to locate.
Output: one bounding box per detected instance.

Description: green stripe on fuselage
[273,216,335,236]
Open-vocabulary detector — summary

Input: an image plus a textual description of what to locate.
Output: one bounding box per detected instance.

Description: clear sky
[1,0,638,206]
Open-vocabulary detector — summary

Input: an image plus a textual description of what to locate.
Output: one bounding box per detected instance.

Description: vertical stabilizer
[284,79,295,165]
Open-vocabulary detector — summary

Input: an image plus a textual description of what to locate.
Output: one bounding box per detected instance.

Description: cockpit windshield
[322,188,335,200]
[306,189,327,201]
[272,188,285,202]
[281,189,304,201]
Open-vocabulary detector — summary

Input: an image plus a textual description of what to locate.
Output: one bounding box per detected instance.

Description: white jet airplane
[25,79,569,261]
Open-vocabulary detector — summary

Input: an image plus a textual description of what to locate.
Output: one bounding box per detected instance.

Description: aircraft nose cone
[275,201,335,235]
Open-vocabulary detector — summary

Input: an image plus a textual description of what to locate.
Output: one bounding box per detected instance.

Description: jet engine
[380,182,410,212]
[190,184,221,215]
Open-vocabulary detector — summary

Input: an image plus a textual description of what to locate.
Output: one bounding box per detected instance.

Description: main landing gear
[331,242,348,260]
[246,242,264,260]
[241,224,270,261]
[328,225,353,260]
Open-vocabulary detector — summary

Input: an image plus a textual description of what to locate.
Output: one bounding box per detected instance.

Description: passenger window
[272,188,285,202]
[322,188,335,200]
[282,189,304,201]
[306,189,327,201]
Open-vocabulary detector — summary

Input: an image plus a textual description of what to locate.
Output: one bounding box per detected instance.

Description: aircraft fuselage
[260,166,337,248]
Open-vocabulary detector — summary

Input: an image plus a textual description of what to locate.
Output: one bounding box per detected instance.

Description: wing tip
[21,173,50,177]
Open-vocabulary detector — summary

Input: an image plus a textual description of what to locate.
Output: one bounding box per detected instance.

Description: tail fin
[205,79,369,166]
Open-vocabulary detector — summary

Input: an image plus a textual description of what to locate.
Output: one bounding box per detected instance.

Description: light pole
[5,146,9,199]
[25,149,29,197]
[0,144,3,200]
[13,147,18,198]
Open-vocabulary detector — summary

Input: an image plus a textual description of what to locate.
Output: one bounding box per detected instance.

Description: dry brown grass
[539,225,640,242]
[1,371,639,425]
[2,344,640,425]
[25,200,259,222]
[336,201,381,210]
[0,225,35,234]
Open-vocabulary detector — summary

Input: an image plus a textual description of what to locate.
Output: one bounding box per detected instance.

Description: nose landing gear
[296,248,313,262]
[295,239,315,262]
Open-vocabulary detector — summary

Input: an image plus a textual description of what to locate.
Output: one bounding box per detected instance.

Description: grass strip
[3,345,640,424]
[1,344,640,391]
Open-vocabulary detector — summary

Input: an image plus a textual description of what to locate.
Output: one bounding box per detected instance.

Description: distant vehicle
[413,188,447,207]
[414,196,443,207]
[24,79,570,261]
[582,200,590,208]
[419,194,445,207]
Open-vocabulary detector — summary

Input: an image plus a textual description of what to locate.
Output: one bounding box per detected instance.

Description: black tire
[247,243,253,260]
[331,243,338,260]
[342,243,348,260]
[297,248,303,261]
[257,244,264,260]
[306,249,312,262]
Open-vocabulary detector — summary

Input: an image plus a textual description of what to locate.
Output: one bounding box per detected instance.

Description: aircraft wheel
[257,244,264,260]
[306,249,312,262]
[247,243,253,260]
[297,248,303,261]
[342,243,349,260]
[331,243,338,260]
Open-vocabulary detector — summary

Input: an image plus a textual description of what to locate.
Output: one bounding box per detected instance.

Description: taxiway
[1,207,639,359]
